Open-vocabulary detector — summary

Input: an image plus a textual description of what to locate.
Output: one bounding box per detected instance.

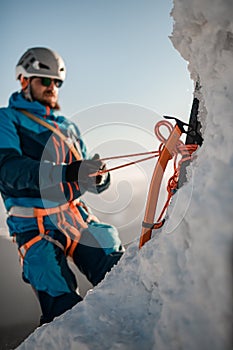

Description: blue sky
[0,0,193,119]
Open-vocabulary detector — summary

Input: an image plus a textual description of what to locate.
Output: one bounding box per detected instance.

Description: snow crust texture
[18,0,233,349]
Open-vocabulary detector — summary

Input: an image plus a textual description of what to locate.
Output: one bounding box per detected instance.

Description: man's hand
[91,153,107,185]
[65,154,108,193]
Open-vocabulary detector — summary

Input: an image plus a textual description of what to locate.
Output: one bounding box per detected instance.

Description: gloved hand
[65,154,108,193]
[92,153,107,185]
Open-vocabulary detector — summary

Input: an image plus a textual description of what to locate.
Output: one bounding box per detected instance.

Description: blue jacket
[0,92,115,244]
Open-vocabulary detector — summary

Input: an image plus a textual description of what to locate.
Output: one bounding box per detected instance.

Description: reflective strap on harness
[8,202,70,218]
[8,202,71,236]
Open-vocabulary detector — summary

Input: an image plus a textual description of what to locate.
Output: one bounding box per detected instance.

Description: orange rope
[89,151,160,177]
[100,150,160,161]
[89,119,198,231]
[156,142,198,223]
[92,120,193,177]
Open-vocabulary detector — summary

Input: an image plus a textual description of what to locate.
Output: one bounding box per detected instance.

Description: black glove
[65,154,108,193]
[92,153,107,185]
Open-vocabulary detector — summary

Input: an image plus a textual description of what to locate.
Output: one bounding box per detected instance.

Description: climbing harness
[10,200,89,264]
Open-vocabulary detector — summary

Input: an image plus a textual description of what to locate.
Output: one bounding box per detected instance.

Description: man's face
[30,77,59,109]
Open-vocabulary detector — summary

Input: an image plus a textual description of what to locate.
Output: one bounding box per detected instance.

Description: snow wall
[18,0,233,349]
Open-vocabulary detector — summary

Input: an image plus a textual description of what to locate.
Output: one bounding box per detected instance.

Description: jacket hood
[9,91,52,117]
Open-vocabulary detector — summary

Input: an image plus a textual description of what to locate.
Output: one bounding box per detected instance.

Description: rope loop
[154,120,173,144]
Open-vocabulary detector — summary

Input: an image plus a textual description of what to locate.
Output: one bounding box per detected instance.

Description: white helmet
[16,47,66,81]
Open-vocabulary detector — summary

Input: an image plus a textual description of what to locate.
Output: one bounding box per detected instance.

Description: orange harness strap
[13,201,89,262]
[18,235,44,261]
[18,232,65,265]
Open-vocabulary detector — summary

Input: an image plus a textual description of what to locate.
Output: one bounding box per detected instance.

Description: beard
[24,85,61,110]
[39,91,61,110]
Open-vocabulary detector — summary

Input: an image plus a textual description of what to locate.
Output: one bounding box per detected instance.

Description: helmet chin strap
[20,76,33,102]
[24,84,34,102]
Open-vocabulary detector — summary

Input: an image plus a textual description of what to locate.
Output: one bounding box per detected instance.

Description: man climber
[0,47,124,324]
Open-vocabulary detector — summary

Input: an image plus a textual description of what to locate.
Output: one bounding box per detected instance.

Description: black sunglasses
[32,77,63,88]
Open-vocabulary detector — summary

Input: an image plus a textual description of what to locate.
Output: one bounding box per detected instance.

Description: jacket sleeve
[0,109,65,198]
[0,149,65,197]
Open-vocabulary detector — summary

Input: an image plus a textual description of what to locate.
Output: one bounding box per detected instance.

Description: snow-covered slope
[17,0,233,349]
